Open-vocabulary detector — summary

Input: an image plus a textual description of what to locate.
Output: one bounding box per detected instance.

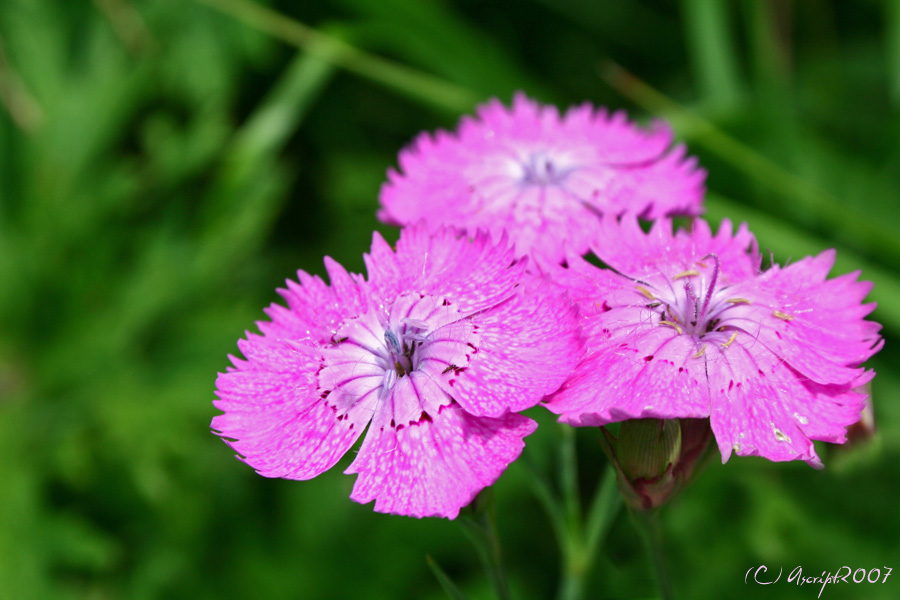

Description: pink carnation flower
[544,217,882,468]
[213,225,580,518]
[379,93,705,264]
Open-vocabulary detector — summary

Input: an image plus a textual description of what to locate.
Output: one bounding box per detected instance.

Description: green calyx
[617,419,683,482]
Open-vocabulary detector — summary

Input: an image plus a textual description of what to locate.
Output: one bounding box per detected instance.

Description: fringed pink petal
[345,403,537,519]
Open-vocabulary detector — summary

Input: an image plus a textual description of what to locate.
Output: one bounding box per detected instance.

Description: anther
[721,331,738,348]
[773,310,794,321]
[659,320,683,334]
[384,330,402,355]
[636,285,655,300]
[726,298,751,305]
[674,269,699,280]
[692,344,707,358]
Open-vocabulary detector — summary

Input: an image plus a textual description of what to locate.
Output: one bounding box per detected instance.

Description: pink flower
[212,225,581,518]
[544,217,883,468]
[378,92,705,264]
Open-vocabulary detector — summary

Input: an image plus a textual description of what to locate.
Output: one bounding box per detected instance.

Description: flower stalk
[459,489,512,600]
[631,507,675,600]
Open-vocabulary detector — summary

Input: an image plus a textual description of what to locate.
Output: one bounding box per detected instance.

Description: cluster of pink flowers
[213,93,882,518]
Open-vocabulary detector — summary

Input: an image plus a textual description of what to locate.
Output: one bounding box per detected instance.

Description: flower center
[382,320,427,378]
[520,151,571,186]
[317,292,479,419]
[639,254,747,344]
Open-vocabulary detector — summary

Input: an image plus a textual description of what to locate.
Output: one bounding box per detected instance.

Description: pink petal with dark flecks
[366,227,525,317]
[448,283,582,417]
[706,342,822,468]
[545,325,710,425]
[415,319,477,377]
[588,217,759,284]
[259,260,369,342]
[345,403,537,519]
[376,372,451,431]
[213,342,369,480]
[724,251,881,385]
[787,370,873,443]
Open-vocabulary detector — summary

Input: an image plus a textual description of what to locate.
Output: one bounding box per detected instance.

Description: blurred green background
[1,0,898,598]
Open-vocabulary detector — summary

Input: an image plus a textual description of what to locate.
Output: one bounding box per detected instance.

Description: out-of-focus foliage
[0,0,897,598]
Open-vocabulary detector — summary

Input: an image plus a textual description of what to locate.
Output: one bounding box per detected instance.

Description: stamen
[401,318,430,331]
[773,310,794,321]
[684,280,699,324]
[384,328,417,376]
[726,298,751,305]
[379,370,397,400]
[636,285,655,300]
[692,344,707,358]
[721,331,738,348]
[695,260,709,268]
[384,330,402,355]
[674,269,699,280]
[659,320,683,334]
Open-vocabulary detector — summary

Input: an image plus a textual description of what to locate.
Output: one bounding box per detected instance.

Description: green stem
[522,457,568,557]
[459,490,512,600]
[193,0,479,113]
[559,424,582,535]
[426,555,471,600]
[557,560,586,600]
[631,509,674,600]
[584,466,622,563]
[555,431,622,600]
[556,424,585,600]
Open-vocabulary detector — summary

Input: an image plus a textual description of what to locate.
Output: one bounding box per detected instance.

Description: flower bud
[618,419,681,482]
[844,383,876,446]
[602,418,713,511]
[830,383,879,470]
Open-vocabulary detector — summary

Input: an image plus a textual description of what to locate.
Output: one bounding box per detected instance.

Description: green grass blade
[680,0,742,109]
[223,46,337,186]
[887,0,900,105]
[426,556,471,600]
[194,0,479,113]
[600,60,900,264]
[335,0,546,98]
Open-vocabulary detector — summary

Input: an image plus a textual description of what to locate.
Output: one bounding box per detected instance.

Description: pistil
[698,253,719,317]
